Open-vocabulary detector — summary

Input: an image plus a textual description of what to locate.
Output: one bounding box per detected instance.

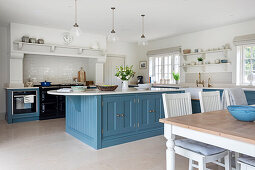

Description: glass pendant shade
[107,30,119,42]
[71,23,81,37]
[138,36,148,46]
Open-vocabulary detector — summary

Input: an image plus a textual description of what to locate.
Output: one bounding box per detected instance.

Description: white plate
[134,87,149,90]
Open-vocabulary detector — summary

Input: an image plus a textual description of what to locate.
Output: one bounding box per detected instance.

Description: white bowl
[138,83,152,89]
[71,86,87,92]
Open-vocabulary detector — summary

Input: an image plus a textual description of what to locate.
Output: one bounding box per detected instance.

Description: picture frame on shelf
[139,61,147,69]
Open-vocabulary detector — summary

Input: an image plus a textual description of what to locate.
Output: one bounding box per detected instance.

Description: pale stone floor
[0,119,220,170]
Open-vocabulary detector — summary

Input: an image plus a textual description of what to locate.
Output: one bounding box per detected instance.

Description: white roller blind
[233,34,255,46]
[147,46,181,57]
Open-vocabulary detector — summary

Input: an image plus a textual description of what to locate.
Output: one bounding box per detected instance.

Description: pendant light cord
[111,7,115,31]
[141,14,145,38]
[75,0,78,24]
[142,15,144,35]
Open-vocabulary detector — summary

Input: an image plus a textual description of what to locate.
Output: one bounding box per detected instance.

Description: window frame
[149,52,180,84]
[237,44,255,85]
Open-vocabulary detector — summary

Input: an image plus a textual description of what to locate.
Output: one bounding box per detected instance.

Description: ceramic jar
[29,38,36,43]
[22,36,29,43]
[37,39,44,44]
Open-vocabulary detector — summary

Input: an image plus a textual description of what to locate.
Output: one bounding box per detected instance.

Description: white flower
[126,75,130,79]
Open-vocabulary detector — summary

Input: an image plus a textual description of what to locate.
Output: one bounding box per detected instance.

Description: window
[237,44,255,85]
[149,53,180,84]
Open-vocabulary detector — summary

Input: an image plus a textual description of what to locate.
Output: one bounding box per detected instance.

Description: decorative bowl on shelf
[221,59,228,63]
[183,49,191,54]
[71,86,87,92]
[97,85,118,91]
[227,105,255,122]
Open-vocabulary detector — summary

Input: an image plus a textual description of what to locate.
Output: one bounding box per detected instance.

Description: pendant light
[138,14,148,46]
[70,0,81,36]
[107,7,119,42]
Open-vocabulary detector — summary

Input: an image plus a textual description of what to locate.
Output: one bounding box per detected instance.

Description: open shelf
[182,48,231,56]
[180,63,231,68]
[13,41,102,52]
[12,41,106,60]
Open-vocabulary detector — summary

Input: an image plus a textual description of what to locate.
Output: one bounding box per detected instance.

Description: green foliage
[172,72,180,81]
[115,65,135,81]
[197,57,203,61]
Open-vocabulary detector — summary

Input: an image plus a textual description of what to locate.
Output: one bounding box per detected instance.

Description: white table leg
[224,151,231,170]
[165,124,175,170]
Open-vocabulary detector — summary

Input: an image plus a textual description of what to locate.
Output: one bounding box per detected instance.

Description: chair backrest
[162,93,192,118]
[224,89,231,107]
[199,91,221,113]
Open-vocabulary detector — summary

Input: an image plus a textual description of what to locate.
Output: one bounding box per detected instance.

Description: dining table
[159,110,255,170]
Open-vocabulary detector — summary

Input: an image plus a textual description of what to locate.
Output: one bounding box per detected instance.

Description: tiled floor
[0,119,218,170]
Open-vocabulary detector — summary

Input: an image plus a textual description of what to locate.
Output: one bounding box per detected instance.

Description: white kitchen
[1,0,255,170]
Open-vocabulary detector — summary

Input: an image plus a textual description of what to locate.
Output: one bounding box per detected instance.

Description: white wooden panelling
[199,91,221,113]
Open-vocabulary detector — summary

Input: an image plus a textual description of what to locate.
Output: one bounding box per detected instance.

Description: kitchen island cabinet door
[102,95,136,137]
[137,94,162,130]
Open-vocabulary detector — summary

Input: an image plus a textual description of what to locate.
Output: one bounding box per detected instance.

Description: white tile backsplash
[23,54,95,84]
[185,72,232,84]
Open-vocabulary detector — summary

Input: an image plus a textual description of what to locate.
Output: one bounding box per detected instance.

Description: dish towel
[24,95,35,104]
[222,88,248,109]
[57,88,72,93]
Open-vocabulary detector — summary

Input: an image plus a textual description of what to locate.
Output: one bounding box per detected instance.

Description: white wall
[10,23,106,50]
[106,42,141,84]
[9,23,106,86]
[0,26,8,120]
[142,19,255,85]
[23,55,95,84]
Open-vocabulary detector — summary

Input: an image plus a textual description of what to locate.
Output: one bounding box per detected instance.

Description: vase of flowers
[172,72,180,84]
[115,65,135,89]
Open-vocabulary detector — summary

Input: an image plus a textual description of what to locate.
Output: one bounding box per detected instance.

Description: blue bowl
[227,105,255,122]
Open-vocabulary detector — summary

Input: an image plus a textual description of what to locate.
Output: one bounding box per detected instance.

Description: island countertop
[48,88,184,96]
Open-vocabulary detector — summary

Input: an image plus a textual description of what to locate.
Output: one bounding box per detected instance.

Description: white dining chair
[238,155,255,170]
[199,91,221,113]
[223,88,248,169]
[223,88,248,108]
[162,92,231,170]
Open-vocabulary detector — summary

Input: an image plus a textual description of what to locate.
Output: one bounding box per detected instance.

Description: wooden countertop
[159,110,255,145]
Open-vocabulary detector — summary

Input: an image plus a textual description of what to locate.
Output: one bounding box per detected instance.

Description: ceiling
[0,0,255,42]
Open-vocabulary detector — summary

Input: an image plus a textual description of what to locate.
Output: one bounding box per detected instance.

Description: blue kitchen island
[48,88,184,149]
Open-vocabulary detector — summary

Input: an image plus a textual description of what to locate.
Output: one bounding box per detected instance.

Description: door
[102,95,136,137]
[137,94,162,130]
[104,55,125,87]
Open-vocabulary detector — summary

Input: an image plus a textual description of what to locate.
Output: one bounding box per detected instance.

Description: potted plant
[197,57,203,65]
[115,65,135,89]
[172,72,180,84]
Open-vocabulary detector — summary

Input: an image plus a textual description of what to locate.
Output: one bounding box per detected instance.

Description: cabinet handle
[116,114,125,117]
[149,110,155,113]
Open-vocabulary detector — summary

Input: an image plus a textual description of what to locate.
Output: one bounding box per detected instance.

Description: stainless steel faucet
[196,72,205,87]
